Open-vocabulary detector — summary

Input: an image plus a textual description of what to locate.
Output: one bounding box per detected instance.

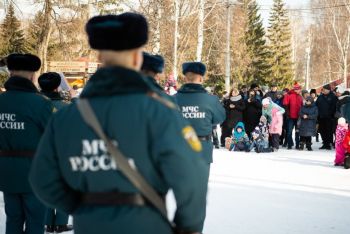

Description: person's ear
[134,49,143,71]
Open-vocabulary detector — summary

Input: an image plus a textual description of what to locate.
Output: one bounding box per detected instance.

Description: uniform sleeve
[29,117,81,214]
[149,105,208,232]
[37,100,55,132]
[212,96,226,125]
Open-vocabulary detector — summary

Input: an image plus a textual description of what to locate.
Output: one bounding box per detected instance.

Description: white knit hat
[338,117,346,125]
[337,86,346,94]
[262,98,270,106]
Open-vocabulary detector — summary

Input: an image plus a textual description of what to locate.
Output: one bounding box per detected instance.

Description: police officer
[141,52,165,91]
[29,13,207,234]
[38,72,73,233]
[175,62,225,168]
[0,53,54,234]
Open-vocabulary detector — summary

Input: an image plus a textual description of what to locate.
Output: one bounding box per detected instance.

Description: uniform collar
[146,76,164,91]
[81,66,150,98]
[178,83,207,93]
[4,76,38,93]
[41,91,63,101]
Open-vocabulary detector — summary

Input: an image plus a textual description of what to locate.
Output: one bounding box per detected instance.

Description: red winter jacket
[283,90,303,119]
[343,131,350,153]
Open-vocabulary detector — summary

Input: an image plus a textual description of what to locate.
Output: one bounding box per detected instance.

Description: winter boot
[55,225,74,233]
[299,142,305,151]
[306,143,313,151]
[46,225,55,233]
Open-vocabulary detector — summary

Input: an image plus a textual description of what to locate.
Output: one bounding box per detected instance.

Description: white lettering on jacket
[69,140,135,172]
[0,113,25,130]
[182,106,206,119]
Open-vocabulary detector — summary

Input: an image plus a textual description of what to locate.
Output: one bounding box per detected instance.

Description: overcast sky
[1,0,311,23]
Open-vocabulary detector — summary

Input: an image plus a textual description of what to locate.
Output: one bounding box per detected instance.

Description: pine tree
[242,0,271,86]
[0,4,27,56]
[267,0,294,88]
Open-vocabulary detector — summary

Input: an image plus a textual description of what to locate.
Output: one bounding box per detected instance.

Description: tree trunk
[37,0,53,73]
[196,0,205,62]
[225,2,231,92]
[173,0,179,80]
[152,0,162,54]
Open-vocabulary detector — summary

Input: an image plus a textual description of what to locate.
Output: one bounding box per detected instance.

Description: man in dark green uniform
[38,72,73,233]
[175,62,226,166]
[39,72,71,110]
[141,52,165,91]
[29,13,207,234]
[0,53,54,234]
[174,62,225,233]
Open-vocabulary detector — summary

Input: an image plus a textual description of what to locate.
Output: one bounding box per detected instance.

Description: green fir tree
[267,0,294,88]
[242,0,271,86]
[0,3,28,56]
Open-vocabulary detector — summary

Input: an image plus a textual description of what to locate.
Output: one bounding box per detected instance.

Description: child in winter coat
[249,127,274,153]
[335,117,348,166]
[230,122,250,152]
[269,107,284,151]
[298,96,318,151]
[258,116,269,143]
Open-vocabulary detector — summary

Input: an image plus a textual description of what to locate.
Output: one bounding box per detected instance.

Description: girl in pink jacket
[335,117,348,166]
[269,107,284,151]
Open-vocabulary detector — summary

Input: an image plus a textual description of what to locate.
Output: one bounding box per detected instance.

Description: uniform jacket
[283,90,303,119]
[298,103,318,137]
[175,83,225,163]
[29,66,208,234]
[0,76,54,193]
[269,108,283,135]
[222,95,246,129]
[316,92,337,119]
[42,91,71,110]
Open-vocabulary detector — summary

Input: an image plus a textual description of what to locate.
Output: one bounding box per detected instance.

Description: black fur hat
[86,13,148,51]
[141,52,164,73]
[182,62,206,76]
[7,53,41,72]
[38,72,61,91]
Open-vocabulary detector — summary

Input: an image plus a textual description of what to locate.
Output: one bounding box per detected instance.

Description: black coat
[299,104,318,137]
[335,95,350,118]
[243,97,262,136]
[222,95,246,129]
[316,92,337,119]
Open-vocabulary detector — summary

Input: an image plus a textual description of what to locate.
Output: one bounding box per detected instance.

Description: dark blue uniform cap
[141,52,165,73]
[38,72,61,92]
[182,62,206,76]
[7,53,41,72]
[86,12,148,51]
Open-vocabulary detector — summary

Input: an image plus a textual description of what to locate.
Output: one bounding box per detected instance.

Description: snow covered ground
[1,142,350,234]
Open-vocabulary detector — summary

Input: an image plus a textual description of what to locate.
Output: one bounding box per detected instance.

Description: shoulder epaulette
[147,91,178,110]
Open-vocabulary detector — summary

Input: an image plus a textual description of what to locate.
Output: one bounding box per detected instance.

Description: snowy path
[1,143,350,234]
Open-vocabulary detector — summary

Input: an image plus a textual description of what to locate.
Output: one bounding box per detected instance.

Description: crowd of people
[210,81,350,167]
[1,10,350,234]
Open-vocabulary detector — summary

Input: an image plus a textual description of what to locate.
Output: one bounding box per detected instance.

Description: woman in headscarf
[220,87,246,147]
